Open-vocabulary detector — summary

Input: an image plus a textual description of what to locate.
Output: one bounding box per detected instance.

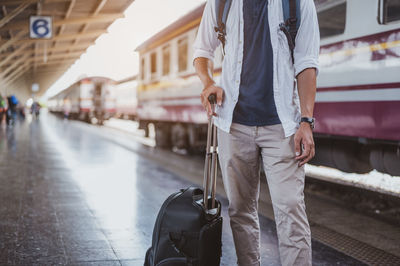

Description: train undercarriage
[140,120,400,177]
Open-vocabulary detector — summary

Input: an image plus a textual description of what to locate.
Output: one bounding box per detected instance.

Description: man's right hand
[200,83,224,116]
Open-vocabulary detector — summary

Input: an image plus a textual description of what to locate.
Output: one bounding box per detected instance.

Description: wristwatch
[300,117,315,130]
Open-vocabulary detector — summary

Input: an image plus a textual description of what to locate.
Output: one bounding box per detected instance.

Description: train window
[315,0,346,39]
[140,57,145,80]
[178,37,188,72]
[150,52,157,75]
[379,0,400,24]
[162,45,170,76]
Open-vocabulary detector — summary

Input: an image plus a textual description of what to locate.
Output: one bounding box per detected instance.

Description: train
[134,0,400,176]
[48,76,117,124]
[114,75,138,120]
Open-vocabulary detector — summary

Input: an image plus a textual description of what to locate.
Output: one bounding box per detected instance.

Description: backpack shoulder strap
[280,0,301,64]
[214,0,233,54]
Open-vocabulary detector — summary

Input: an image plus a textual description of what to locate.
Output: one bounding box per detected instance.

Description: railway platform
[0,112,399,266]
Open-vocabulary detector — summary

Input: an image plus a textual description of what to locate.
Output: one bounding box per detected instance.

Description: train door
[102,82,116,120]
[93,82,103,120]
[79,80,94,121]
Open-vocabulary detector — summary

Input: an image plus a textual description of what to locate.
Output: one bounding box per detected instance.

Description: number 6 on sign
[30,16,52,39]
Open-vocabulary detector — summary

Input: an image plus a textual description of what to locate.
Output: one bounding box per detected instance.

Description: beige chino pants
[218,123,311,266]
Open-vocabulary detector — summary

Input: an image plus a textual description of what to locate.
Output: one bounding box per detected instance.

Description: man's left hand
[294,123,315,167]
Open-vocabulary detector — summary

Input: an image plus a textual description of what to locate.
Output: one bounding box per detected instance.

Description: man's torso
[232,0,281,126]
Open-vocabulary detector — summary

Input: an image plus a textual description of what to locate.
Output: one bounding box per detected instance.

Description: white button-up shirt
[193,0,320,137]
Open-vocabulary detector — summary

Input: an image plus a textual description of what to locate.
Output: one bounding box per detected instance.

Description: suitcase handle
[208,94,217,104]
[203,94,218,212]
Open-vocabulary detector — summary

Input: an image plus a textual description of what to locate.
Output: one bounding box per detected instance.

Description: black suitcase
[144,96,223,266]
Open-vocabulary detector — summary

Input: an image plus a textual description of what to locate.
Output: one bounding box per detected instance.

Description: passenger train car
[48,76,116,124]
[115,75,138,120]
[135,0,400,176]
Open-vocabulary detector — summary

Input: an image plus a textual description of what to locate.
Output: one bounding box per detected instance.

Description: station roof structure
[0,0,134,100]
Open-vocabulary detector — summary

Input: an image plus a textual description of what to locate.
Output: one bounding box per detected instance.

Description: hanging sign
[30,16,52,39]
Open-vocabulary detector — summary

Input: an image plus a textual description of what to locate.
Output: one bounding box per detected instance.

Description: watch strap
[300,117,315,129]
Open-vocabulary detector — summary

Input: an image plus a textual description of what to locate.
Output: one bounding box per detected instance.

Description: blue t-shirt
[232,0,281,126]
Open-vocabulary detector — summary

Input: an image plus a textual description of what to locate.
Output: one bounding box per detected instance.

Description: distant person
[0,94,6,124]
[17,102,25,120]
[6,95,18,125]
[31,101,41,119]
[63,98,71,119]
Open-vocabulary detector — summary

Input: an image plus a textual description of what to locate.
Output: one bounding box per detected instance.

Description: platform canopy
[0,0,134,100]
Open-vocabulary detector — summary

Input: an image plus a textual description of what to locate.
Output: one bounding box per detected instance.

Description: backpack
[214,0,301,63]
[10,95,18,105]
[144,187,223,266]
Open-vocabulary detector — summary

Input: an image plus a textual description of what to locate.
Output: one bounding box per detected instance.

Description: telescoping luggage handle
[203,94,218,213]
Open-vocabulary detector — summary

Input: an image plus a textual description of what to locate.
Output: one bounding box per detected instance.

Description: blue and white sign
[30,16,52,39]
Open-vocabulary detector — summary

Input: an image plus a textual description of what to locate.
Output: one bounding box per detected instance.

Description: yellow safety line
[321,40,400,57]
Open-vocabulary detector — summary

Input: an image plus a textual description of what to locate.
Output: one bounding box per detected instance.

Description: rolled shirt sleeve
[293,0,320,77]
[192,1,220,63]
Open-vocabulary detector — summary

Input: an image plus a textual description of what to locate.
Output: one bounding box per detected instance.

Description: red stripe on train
[314,101,400,141]
[317,82,400,92]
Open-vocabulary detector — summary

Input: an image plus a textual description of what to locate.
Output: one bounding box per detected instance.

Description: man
[0,94,6,124]
[193,0,320,265]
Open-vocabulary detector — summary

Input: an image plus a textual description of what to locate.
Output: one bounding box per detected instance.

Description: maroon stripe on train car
[314,101,400,141]
[116,107,137,115]
[317,82,400,92]
[137,104,207,124]
[139,95,200,102]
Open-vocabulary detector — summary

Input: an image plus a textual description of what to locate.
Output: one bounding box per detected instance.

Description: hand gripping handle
[208,94,217,105]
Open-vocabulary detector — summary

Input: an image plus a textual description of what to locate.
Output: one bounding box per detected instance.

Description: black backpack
[145,96,222,266]
[144,187,223,266]
[214,0,301,63]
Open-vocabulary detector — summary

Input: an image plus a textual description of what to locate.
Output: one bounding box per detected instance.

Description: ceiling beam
[1,51,81,77]
[0,53,30,79]
[0,42,30,68]
[0,0,69,5]
[33,67,70,73]
[35,59,76,67]
[55,0,76,36]
[0,29,27,53]
[1,57,75,88]
[0,42,90,59]
[15,29,107,45]
[0,13,124,32]
[2,6,14,38]
[33,1,42,74]
[1,61,30,87]
[0,0,36,28]
[29,53,81,62]
[72,0,108,46]
[3,65,30,88]
[49,0,76,60]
